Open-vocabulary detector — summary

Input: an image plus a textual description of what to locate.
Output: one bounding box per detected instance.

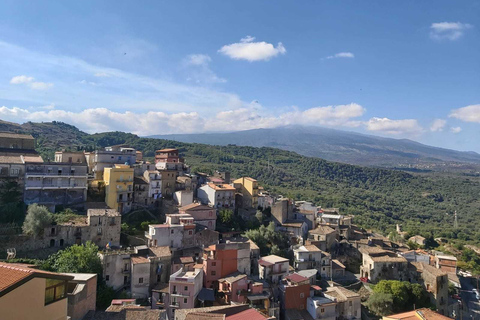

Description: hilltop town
[0,132,477,320]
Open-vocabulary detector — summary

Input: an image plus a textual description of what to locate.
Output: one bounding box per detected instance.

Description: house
[360,246,408,282]
[294,245,331,278]
[434,254,457,274]
[409,262,449,315]
[280,220,309,241]
[173,305,272,320]
[133,176,149,209]
[104,164,134,214]
[272,198,295,226]
[167,266,204,319]
[179,203,217,231]
[297,269,318,285]
[23,161,88,211]
[197,183,236,209]
[154,148,188,175]
[159,170,177,198]
[409,235,426,247]
[174,190,194,207]
[0,262,74,320]
[84,301,166,320]
[307,225,337,252]
[258,255,289,283]
[399,250,432,264]
[295,201,319,230]
[218,272,249,304]
[85,145,136,180]
[130,256,151,299]
[144,170,162,202]
[324,286,361,320]
[331,260,346,279]
[65,273,97,320]
[279,273,311,313]
[203,242,251,288]
[306,296,337,320]
[383,308,453,320]
[233,176,259,209]
[0,132,35,149]
[54,151,86,164]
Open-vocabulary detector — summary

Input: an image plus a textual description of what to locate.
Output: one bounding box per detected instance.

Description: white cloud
[326,52,355,59]
[450,127,462,133]
[365,117,424,135]
[430,119,447,132]
[185,54,212,66]
[183,54,226,84]
[430,22,473,40]
[94,72,111,77]
[218,36,286,62]
[450,104,480,123]
[9,75,53,90]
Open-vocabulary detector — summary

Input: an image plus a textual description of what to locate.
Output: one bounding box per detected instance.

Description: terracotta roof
[282,220,305,228]
[226,308,267,320]
[332,259,346,269]
[148,246,171,258]
[0,132,34,139]
[218,272,247,284]
[410,262,447,277]
[0,155,23,164]
[299,244,322,252]
[180,202,212,211]
[384,308,453,320]
[326,286,360,302]
[0,263,72,296]
[371,256,407,263]
[259,255,289,265]
[84,309,165,320]
[22,155,44,163]
[156,148,178,153]
[207,183,236,191]
[247,239,260,251]
[186,313,225,320]
[284,273,309,283]
[131,256,150,264]
[309,225,336,235]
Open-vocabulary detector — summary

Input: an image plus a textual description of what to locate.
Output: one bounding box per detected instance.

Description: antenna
[454,210,458,229]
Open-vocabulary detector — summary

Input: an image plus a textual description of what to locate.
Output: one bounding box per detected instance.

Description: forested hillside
[5,121,480,244]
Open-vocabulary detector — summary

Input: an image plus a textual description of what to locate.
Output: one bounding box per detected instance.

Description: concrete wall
[100,253,131,291]
[67,274,97,320]
[131,261,151,299]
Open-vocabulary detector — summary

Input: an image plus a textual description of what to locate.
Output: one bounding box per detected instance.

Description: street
[459,276,480,320]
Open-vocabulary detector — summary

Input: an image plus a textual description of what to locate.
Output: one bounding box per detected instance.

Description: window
[106,275,110,281]
[50,239,55,247]
[211,262,216,267]
[188,230,192,235]
[184,298,188,304]
[300,292,304,298]
[349,301,352,307]
[45,279,67,305]
[321,308,325,313]
[171,229,174,234]
[184,286,188,291]
[139,277,143,284]
[211,271,216,276]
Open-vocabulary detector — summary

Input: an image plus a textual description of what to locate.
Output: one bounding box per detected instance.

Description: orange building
[279,273,311,311]
[203,244,239,288]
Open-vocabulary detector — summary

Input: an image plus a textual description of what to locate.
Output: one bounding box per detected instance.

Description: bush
[22,204,53,236]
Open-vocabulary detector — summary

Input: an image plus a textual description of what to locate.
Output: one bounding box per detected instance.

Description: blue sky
[0,1,479,151]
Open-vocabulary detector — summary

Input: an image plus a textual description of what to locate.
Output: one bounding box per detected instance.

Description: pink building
[218,273,249,304]
[167,266,203,319]
[179,203,217,230]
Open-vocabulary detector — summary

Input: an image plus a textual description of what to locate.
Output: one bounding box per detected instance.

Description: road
[459,276,480,320]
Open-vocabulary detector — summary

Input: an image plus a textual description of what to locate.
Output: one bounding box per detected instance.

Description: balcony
[170,302,179,308]
[122,269,129,274]
[145,231,152,239]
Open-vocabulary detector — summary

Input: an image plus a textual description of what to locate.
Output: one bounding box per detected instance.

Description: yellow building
[0,262,73,320]
[104,164,134,214]
[233,177,259,209]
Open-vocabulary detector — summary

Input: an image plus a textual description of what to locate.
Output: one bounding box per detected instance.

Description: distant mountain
[149,126,480,169]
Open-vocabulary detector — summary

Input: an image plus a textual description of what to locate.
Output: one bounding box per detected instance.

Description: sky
[0,1,479,151]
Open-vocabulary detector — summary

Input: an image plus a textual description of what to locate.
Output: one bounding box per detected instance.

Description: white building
[294,245,331,278]
[258,255,289,284]
[307,296,337,320]
[85,145,136,179]
[197,183,235,209]
[144,170,162,199]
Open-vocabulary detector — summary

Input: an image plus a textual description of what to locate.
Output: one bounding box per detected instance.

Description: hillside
[2,121,480,244]
[150,126,480,171]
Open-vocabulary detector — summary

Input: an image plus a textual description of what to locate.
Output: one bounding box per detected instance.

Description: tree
[219,209,234,225]
[372,280,430,313]
[0,180,25,224]
[366,292,394,316]
[44,241,102,275]
[22,204,53,236]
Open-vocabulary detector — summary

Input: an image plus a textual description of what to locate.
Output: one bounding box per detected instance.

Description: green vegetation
[367,280,432,316]
[0,180,25,225]
[22,204,53,236]
[244,222,291,258]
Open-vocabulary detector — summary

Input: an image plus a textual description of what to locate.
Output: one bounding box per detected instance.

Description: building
[306,296,337,320]
[296,201,319,230]
[399,250,432,264]
[54,151,87,164]
[155,148,188,176]
[279,273,311,313]
[324,286,361,320]
[197,183,236,209]
[104,164,134,214]
[23,161,88,211]
[294,245,331,278]
[233,177,259,209]
[307,225,337,252]
[0,132,35,149]
[409,262,449,315]
[383,308,453,320]
[159,170,177,198]
[360,246,408,282]
[85,145,136,180]
[0,262,74,320]
[133,176,150,209]
[258,255,289,284]
[409,235,426,247]
[434,254,457,274]
[217,272,249,304]
[144,170,162,201]
[167,266,204,319]
[272,198,295,226]
[173,305,272,320]
[84,301,166,320]
[179,203,217,231]
[65,273,97,320]
[203,242,251,288]
[174,190,194,207]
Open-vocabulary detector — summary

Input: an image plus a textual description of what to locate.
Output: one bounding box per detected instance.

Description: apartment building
[23,161,88,211]
[233,176,259,209]
[307,225,337,252]
[104,164,134,214]
[279,273,311,313]
[179,203,217,230]
[85,145,136,180]
[197,183,235,209]
[360,246,408,282]
[294,244,331,278]
[324,286,361,320]
[54,151,86,164]
[167,266,204,319]
[155,148,188,175]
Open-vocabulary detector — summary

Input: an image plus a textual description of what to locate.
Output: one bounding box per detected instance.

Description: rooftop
[207,183,236,191]
[326,286,360,302]
[156,148,178,153]
[148,246,171,258]
[218,272,247,284]
[226,308,268,320]
[131,256,150,264]
[384,308,453,320]
[282,220,305,228]
[179,202,212,211]
[297,269,318,279]
[0,132,34,140]
[259,254,289,266]
[87,209,120,217]
[309,225,336,235]
[284,273,309,283]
